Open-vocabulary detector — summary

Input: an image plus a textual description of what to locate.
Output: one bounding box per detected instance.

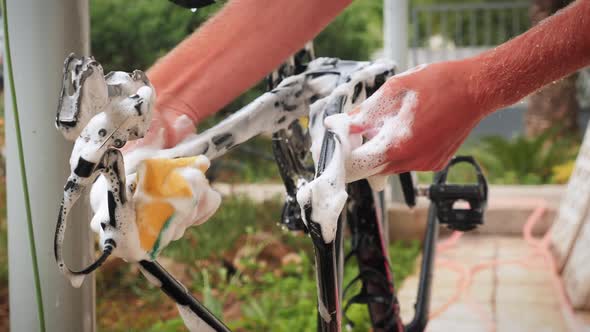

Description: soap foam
[90,155,221,262]
[69,274,85,289]
[326,89,418,182]
[122,58,389,176]
[176,304,216,332]
[296,60,401,244]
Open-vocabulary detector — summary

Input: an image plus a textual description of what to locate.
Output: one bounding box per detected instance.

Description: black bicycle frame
[344,182,439,332]
[404,205,438,332]
[346,180,403,332]
[139,260,231,332]
[303,108,344,331]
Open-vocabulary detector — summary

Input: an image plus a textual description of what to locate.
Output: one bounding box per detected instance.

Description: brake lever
[55,54,155,285]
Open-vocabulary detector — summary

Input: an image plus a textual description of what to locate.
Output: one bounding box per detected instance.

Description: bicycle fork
[308,220,343,332]
[311,156,487,332]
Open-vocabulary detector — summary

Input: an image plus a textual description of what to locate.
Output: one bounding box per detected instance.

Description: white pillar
[5,1,94,331]
[384,0,409,71]
[384,0,411,203]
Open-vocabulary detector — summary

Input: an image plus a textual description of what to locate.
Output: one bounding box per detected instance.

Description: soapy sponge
[134,156,220,259]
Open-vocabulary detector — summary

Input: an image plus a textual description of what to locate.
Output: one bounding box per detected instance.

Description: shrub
[471,130,579,184]
[90,0,223,73]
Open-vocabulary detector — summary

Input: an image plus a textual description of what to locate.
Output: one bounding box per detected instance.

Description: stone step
[212,183,565,240]
[387,185,564,241]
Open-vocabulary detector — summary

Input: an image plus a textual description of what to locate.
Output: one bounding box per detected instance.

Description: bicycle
[54,17,488,332]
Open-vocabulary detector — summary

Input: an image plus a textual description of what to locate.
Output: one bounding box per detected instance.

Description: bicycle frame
[54,50,485,332]
[266,47,404,332]
[297,89,438,332]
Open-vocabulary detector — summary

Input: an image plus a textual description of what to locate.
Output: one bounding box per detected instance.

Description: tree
[525,0,580,137]
[90,0,223,73]
[90,0,385,124]
[315,0,383,60]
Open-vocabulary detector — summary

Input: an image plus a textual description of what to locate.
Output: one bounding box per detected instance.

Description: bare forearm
[147,0,351,124]
[469,0,590,113]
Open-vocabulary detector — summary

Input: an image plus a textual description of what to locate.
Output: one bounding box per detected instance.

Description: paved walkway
[396,234,590,332]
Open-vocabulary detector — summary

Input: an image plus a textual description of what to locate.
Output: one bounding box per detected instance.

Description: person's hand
[123,109,197,153]
[327,60,487,179]
[119,111,198,181]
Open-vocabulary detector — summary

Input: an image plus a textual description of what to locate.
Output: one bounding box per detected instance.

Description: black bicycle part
[344,180,403,332]
[269,44,315,232]
[272,121,313,231]
[169,0,216,9]
[268,49,412,332]
[404,204,439,332]
[301,93,350,332]
[54,150,127,277]
[330,64,409,332]
[399,172,416,208]
[139,260,231,332]
[405,156,488,331]
[428,155,488,231]
[305,216,342,332]
[304,66,403,330]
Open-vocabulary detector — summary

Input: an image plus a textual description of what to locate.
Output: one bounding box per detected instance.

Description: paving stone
[426,310,491,332]
[438,236,497,261]
[430,302,493,324]
[574,310,590,325]
[496,237,533,258]
[465,269,495,303]
[496,262,552,285]
[395,234,590,331]
[397,276,420,299]
[438,252,497,265]
[495,282,560,306]
[496,303,567,332]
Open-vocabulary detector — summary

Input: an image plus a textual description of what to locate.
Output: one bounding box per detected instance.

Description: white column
[5,0,94,331]
[384,0,409,71]
[384,0,411,204]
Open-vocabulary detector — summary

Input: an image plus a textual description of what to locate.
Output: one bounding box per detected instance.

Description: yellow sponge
[134,156,211,257]
[136,201,175,252]
[142,157,200,198]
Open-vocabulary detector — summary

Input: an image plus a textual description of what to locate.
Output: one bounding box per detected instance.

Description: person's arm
[471,0,590,112]
[337,0,590,178]
[143,0,351,147]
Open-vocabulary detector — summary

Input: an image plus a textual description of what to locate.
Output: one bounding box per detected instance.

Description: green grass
[208,136,281,184]
[94,195,421,332]
[0,189,421,332]
[164,195,286,262]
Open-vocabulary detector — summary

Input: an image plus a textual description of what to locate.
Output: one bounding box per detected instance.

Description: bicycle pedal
[428,156,488,231]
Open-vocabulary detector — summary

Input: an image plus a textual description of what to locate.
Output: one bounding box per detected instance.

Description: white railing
[409,2,529,66]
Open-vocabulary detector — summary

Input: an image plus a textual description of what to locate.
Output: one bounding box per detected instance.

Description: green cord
[1,1,47,331]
